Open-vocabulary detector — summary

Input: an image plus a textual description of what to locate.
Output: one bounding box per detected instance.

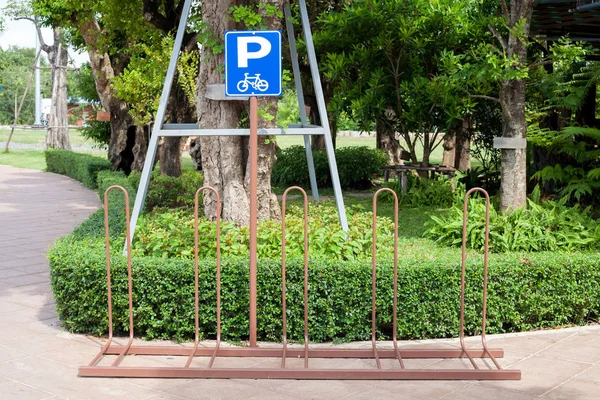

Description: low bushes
[133,202,393,261]
[272,145,387,189]
[128,170,203,211]
[45,149,111,189]
[424,196,600,252]
[48,237,600,342]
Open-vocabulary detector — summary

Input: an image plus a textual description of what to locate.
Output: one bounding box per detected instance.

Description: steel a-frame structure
[127,0,348,248]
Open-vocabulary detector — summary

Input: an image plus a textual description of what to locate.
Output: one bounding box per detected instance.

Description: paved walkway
[0,165,599,400]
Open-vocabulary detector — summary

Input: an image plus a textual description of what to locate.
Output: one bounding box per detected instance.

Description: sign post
[225,30,282,347]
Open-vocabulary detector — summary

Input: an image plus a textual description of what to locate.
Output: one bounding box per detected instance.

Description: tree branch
[529,60,553,69]
[488,24,507,53]
[500,0,510,25]
[469,94,501,103]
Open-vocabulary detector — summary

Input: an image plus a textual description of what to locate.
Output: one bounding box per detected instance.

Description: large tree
[318,0,478,168]
[33,0,198,176]
[197,0,283,224]
[4,0,71,149]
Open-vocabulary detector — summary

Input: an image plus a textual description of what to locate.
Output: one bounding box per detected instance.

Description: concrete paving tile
[0,344,30,363]
[576,365,600,383]
[366,380,472,399]
[2,273,49,287]
[543,378,600,399]
[0,381,54,400]
[19,368,160,400]
[145,395,189,400]
[513,355,591,378]
[540,341,600,363]
[12,265,51,275]
[273,379,374,400]
[480,372,571,396]
[486,335,566,356]
[0,299,33,314]
[132,377,253,400]
[439,383,537,400]
[38,343,102,368]
[0,356,70,380]
[0,268,30,279]
[337,385,429,400]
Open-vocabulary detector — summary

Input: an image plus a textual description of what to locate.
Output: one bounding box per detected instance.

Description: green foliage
[318,0,484,164]
[424,196,600,253]
[382,176,457,208]
[110,34,172,126]
[79,120,111,147]
[72,170,135,241]
[0,47,51,125]
[68,62,100,103]
[531,126,600,203]
[228,4,283,30]
[49,236,600,341]
[128,169,204,212]
[133,202,392,262]
[44,149,111,189]
[272,145,387,190]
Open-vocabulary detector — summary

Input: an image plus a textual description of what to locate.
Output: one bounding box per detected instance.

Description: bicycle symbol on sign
[237,73,269,93]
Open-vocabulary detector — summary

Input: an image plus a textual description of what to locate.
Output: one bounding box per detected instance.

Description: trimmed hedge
[272,145,387,189]
[48,237,600,342]
[45,149,111,189]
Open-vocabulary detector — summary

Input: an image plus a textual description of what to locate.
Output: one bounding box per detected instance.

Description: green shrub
[424,196,600,252]
[272,145,387,189]
[48,237,600,342]
[72,170,135,240]
[132,202,393,261]
[80,120,111,147]
[45,149,111,189]
[128,169,203,211]
[382,175,457,208]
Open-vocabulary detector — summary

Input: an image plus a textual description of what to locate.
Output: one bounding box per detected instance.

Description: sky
[0,0,89,66]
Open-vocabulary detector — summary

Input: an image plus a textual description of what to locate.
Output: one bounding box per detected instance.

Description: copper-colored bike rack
[79,185,520,380]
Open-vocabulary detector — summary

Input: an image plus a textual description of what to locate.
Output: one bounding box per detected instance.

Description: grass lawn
[0,128,98,147]
[0,150,48,170]
[0,128,107,171]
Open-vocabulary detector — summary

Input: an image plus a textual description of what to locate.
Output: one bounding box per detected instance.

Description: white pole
[34,32,42,126]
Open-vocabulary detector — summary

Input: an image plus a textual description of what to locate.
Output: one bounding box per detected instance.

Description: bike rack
[78,186,521,380]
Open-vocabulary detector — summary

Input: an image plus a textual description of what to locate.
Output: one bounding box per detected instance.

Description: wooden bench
[382,164,456,194]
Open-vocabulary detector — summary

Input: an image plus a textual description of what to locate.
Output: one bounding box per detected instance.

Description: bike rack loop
[79,185,521,380]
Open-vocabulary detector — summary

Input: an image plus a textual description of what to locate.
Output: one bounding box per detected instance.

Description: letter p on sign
[225,31,282,97]
[237,36,272,68]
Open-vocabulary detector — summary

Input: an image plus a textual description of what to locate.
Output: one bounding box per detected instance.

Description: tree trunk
[442,133,455,168]
[43,28,70,150]
[496,0,534,212]
[376,118,403,165]
[499,79,528,212]
[454,117,471,171]
[196,0,281,224]
[78,18,144,172]
[159,137,183,177]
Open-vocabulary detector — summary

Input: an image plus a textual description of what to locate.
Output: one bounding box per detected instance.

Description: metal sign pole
[249,97,259,347]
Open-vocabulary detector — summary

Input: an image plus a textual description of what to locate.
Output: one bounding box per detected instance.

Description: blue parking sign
[225,31,282,97]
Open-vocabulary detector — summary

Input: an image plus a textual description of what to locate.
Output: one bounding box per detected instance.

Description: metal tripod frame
[126,0,349,250]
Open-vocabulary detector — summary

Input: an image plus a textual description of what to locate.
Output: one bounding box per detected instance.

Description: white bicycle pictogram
[237,73,269,93]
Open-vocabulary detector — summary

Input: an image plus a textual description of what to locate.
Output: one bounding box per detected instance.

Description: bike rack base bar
[98,345,504,359]
[80,344,520,380]
[79,366,521,380]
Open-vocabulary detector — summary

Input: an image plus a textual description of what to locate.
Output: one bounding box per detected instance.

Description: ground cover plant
[424,187,600,253]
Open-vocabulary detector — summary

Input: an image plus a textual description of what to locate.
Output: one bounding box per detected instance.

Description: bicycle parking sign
[225,31,282,97]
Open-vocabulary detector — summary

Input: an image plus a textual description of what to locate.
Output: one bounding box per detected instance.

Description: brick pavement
[0,165,599,400]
